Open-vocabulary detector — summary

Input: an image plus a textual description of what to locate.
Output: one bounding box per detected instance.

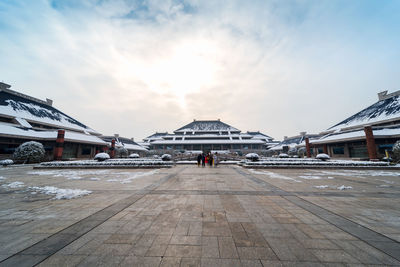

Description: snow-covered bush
[129,153,140,158]
[245,153,259,162]
[116,147,128,158]
[393,140,400,161]
[13,141,45,163]
[94,152,110,161]
[288,147,297,157]
[382,156,392,162]
[161,154,172,161]
[0,159,13,166]
[297,147,306,158]
[316,153,330,161]
[278,153,289,158]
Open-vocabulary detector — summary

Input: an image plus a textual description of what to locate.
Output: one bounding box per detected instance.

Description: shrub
[297,147,306,157]
[393,140,400,161]
[245,153,259,162]
[288,147,297,156]
[278,153,289,158]
[0,159,13,166]
[129,153,140,158]
[316,153,330,161]
[161,154,172,161]
[116,147,128,158]
[13,141,45,163]
[94,152,110,161]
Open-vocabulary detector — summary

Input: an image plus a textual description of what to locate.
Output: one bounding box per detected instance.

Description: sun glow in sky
[1,0,400,139]
[137,40,219,103]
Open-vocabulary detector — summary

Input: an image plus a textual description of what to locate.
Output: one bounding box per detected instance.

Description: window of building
[193,145,201,150]
[333,147,344,154]
[81,146,92,155]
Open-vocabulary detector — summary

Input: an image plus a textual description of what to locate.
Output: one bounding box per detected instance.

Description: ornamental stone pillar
[54,130,65,160]
[110,139,116,159]
[364,126,377,160]
[305,137,311,158]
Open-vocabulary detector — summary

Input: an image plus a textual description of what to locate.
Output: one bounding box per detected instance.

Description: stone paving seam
[283,195,400,262]
[233,166,400,263]
[0,167,186,267]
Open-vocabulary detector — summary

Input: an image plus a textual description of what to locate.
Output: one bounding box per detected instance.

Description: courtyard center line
[234,166,400,262]
[0,167,186,267]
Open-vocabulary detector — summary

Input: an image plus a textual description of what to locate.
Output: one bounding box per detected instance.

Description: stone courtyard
[0,165,399,266]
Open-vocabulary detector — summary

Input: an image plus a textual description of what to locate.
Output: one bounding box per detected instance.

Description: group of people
[197,152,218,167]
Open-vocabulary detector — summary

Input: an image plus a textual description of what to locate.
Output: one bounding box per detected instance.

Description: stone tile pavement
[0,165,399,266]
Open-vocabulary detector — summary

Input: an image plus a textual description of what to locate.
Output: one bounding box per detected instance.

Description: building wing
[328,91,400,132]
[0,83,99,135]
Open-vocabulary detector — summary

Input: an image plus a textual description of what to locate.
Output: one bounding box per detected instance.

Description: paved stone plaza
[0,165,400,266]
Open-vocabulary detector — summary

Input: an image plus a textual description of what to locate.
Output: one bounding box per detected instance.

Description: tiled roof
[328,93,400,131]
[174,120,240,133]
[0,87,98,134]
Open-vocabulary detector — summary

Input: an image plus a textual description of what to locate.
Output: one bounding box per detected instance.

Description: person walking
[213,152,218,167]
[197,153,202,167]
[209,153,213,167]
[201,153,206,167]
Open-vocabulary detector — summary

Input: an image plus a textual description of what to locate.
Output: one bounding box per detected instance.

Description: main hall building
[144,119,276,153]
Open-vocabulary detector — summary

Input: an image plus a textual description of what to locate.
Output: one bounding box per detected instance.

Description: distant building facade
[311,90,400,159]
[143,120,276,154]
[101,134,147,156]
[269,132,320,154]
[0,82,107,160]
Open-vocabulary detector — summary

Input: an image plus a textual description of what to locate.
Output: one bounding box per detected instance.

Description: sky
[1,0,400,141]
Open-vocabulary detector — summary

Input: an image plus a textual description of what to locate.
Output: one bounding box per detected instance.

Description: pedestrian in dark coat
[201,153,206,167]
[209,153,213,167]
[197,154,202,167]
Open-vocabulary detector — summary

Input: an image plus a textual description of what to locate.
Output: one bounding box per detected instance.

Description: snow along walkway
[35,158,174,169]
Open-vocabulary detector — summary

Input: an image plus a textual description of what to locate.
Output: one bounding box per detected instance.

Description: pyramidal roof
[174,120,240,133]
[328,90,400,131]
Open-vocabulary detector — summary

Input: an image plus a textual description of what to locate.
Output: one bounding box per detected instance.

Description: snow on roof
[145,132,168,139]
[151,139,264,145]
[174,120,240,133]
[269,142,300,151]
[123,143,148,151]
[328,93,400,131]
[246,131,273,140]
[312,126,400,144]
[0,123,106,145]
[0,90,99,134]
[15,117,32,128]
[101,136,148,151]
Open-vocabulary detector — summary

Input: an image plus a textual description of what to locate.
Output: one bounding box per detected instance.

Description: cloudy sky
[1,0,399,140]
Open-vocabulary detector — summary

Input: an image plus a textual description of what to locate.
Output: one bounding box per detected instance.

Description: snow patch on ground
[376,179,395,184]
[2,181,24,188]
[314,185,329,189]
[90,178,100,181]
[315,170,400,178]
[337,185,353,190]
[0,176,6,181]
[299,175,324,180]
[249,169,301,182]
[29,186,92,200]
[106,170,159,184]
